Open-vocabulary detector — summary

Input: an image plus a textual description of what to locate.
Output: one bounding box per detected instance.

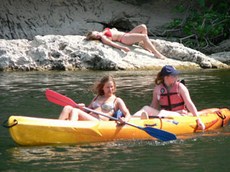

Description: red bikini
[104,28,112,37]
[104,28,127,43]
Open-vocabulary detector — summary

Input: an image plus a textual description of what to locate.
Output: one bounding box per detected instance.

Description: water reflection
[7,141,160,171]
[3,129,230,171]
[6,139,178,171]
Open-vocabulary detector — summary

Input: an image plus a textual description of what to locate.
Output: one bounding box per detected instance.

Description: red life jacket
[159,82,186,111]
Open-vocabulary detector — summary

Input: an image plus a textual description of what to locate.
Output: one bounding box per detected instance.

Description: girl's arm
[179,83,205,130]
[151,86,160,110]
[179,83,198,116]
[116,98,131,123]
[101,36,130,52]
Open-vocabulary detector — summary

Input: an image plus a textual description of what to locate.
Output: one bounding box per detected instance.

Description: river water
[0,69,229,171]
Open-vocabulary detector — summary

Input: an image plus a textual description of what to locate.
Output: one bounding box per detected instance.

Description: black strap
[161,102,185,110]
[215,111,226,127]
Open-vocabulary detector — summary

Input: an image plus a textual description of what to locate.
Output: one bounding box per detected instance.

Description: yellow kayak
[7,108,230,146]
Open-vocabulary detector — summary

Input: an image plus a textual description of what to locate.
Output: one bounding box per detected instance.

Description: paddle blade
[45,89,77,107]
[143,127,177,141]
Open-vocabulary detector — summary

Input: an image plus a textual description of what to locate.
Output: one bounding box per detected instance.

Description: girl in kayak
[133,65,205,130]
[85,24,166,59]
[59,75,131,124]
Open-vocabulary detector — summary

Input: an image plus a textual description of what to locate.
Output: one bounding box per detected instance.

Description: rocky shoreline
[0,35,229,71]
[0,0,229,71]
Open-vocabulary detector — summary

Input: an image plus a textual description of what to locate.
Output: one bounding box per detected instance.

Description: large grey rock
[151,39,227,69]
[210,52,230,64]
[0,0,185,40]
[0,0,229,70]
[0,35,228,71]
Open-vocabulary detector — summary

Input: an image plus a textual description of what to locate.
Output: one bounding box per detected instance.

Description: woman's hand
[122,47,130,52]
[77,103,85,109]
[116,117,126,125]
[176,109,188,116]
[196,118,205,131]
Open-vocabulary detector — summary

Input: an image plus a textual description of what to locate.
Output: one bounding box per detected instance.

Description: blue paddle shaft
[84,107,177,141]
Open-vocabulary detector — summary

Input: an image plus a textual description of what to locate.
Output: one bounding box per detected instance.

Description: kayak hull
[7,108,230,145]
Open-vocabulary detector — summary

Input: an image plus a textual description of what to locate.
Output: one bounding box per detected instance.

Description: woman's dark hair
[154,71,164,85]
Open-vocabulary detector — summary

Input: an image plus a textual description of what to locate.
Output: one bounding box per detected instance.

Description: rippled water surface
[0,69,229,171]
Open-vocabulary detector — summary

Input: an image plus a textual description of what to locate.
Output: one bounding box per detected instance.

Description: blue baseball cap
[160,65,179,77]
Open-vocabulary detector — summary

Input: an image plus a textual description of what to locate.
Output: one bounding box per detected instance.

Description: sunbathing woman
[86,24,166,59]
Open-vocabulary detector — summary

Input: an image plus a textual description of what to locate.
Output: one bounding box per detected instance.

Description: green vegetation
[167,0,230,51]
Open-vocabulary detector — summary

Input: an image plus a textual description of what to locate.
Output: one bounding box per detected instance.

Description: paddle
[45,89,177,141]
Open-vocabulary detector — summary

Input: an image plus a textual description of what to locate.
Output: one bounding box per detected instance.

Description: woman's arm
[116,98,131,122]
[87,96,97,109]
[179,83,205,130]
[101,36,130,52]
[151,86,160,110]
[179,83,198,116]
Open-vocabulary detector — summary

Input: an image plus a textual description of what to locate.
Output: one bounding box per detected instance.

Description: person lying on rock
[85,24,166,59]
[133,65,205,130]
[59,75,131,124]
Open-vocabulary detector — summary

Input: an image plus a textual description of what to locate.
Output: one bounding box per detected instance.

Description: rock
[0,35,228,71]
[0,0,187,40]
[210,52,230,64]
[150,39,228,69]
[1,0,229,70]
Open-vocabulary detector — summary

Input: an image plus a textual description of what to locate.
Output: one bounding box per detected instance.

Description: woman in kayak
[85,24,166,59]
[59,75,131,124]
[133,65,205,130]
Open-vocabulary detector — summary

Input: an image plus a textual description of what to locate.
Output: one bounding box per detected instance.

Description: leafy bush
[167,0,230,50]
